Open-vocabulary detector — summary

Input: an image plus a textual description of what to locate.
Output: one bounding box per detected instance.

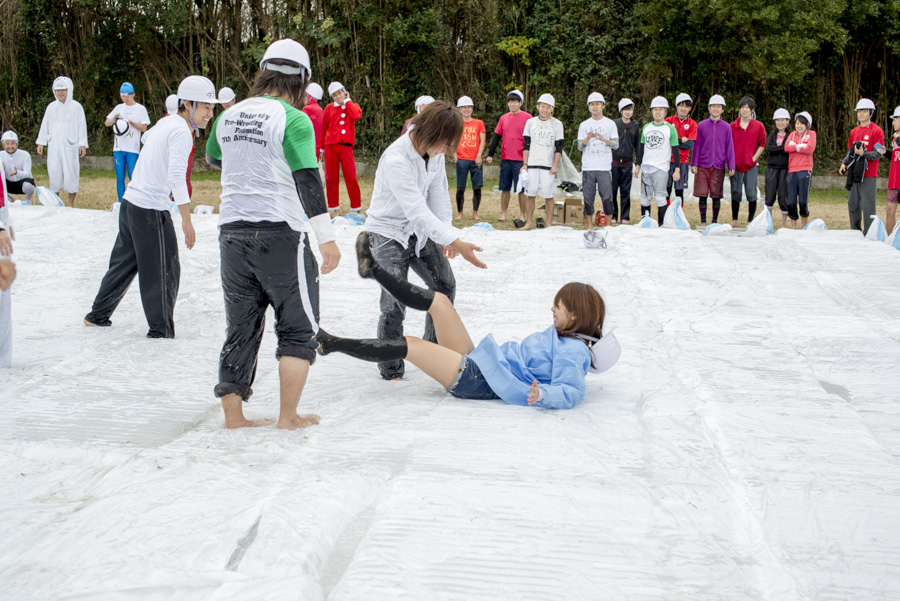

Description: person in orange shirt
[323,82,363,213]
[453,96,486,220]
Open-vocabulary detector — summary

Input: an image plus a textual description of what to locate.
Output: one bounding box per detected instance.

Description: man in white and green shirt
[206,39,340,431]
[635,96,681,223]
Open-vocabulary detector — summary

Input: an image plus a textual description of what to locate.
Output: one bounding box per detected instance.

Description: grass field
[22,165,894,232]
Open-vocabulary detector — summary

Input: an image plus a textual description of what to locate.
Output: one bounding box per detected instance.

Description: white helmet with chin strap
[177,75,219,135]
[650,96,669,109]
[855,98,876,111]
[773,108,790,120]
[259,39,312,78]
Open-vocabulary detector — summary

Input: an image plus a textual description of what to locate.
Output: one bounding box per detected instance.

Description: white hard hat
[650,96,669,109]
[708,94,726,107]
[112,118,130,136]
[855,98,876,111]
[165,94,178,115]
[260,39,311,78]
[537,93,555,107]
[328,82,346,96]
[795,111,813,127]
[457,95,474,108]
[618,98,634,111]
[587,92,605,105]
[306,83,324,100]
[414,95,435,112]
[507,89,524,102]
[892,106,900,118]
[675,93,692,105]
[177,76,219,104]
[218,87,236,103]
[773,108,790,120]
[1,131,18,143]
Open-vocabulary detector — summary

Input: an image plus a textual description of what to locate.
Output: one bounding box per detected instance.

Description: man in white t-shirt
[105,82,151,202]
[635,96,681,223]
[578,92,619,229]
[519,93,564,230]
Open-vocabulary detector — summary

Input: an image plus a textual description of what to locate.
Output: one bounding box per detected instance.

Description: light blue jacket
[468,326,591,410]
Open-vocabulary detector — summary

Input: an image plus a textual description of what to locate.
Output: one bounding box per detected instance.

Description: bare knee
[431,292,452,313]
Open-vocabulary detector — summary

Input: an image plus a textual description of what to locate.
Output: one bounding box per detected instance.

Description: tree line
[2,0,898,166]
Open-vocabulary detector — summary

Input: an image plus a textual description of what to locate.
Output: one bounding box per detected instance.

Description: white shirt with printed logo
[523,117,564,169]
[106,103,151,154]
[578,116,619,171]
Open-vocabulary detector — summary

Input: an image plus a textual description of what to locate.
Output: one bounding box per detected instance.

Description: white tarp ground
[1,205,900,601]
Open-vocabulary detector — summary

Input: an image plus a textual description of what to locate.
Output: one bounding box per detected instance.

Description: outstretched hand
[319,241,341,274]
[450,239,486,269]
[527,379,541,405]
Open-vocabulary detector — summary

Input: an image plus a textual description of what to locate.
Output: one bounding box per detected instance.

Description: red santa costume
[302,82,325,160]
[323,81,362,212]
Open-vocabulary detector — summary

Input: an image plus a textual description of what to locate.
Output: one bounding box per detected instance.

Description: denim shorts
[499,159,524,192]
[446,355,500,400]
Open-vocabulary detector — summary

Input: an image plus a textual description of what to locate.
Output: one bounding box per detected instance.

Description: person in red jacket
[730,96,766,226]
[302,83,325,161]
[323,81,362,214]
[887,106,900,235]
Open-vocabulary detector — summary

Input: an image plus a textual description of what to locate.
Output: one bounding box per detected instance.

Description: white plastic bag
[803,218,827,232]
[35,186,64,207]
[636,215,659,229]
[661,198,691,230]
[865,215,886,242]
[703,223,732,236]
[742,207,773,237]
[885,222,900,250]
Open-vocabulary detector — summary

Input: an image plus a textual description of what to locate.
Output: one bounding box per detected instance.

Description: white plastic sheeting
[2,205,900,600]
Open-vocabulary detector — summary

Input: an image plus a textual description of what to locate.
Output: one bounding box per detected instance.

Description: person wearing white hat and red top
[453,96,486,220]
[302,82,325,161]
[840,98,886,235]
[218,87,236,108]
[84,75,217,340]
[486,89,531,221]
[2,131,36,204]
[520,93,564,230]
[665,93,697,206]
[323,81,363,214]
[105,81,152,203]
[577,92,618,229]
[784,111,816,228]
[886,106,900,234]
[206,39,340,430]
[36,76,88,207]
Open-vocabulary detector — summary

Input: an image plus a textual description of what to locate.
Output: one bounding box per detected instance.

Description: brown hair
[408,100,464,155]
[248,59,309,108]
[554,282,606,364]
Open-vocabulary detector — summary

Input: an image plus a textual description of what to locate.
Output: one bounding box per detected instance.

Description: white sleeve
[556,120,565,141]
[308,213,336,245]
[21,153,33,180]
[425,157,454,230]
[77,104,89,148]
[389,156,458,246]
[577,122,587,143]
[139,106,151,125]
[167,129,192,206]
[36,105,52,146]
[523,118,533,138]
[106,105,118,120]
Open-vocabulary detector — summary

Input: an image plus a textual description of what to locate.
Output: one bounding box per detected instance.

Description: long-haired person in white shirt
[363,100,487,380]
[84,76,218,338]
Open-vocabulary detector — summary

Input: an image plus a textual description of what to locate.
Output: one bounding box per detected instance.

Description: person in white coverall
[0,169,14,368]
[36,76,88,207]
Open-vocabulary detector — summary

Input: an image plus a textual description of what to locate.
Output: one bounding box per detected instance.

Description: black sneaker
[536,217,546,228]
[83,315,111,327]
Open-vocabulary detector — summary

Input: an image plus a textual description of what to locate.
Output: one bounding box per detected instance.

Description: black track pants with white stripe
[215,221,320,401]
[86,200,180,338]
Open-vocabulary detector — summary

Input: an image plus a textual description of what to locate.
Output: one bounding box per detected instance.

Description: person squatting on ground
[453,96,486,220]
[318,234,617,409]
[0,172,14,368]
[611,98,640,224]
[665,93,697,206]
[691,95,735,224]
[765,109,791,227]
[634,96,680,223]
[36,76,88,207]
[365,100,486,380]
[729,96,766,225]
[105,82,151,203]
[2,132,36,204]
[784,111,817,229]
[302,82,326,161]
[205,39,341,430]
[887,106,900,235]
[323,81,363,214]
[577,92,618,229]
[486,89,530,222]
[401,96,435,136]
[520,93,564,230]
[84,76,215,338]
[840,98,886,235]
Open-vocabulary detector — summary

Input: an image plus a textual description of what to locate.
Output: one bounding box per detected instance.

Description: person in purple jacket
[690,94,735,224]
[315,233,620,409]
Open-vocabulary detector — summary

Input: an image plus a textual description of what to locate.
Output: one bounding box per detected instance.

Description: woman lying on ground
[316,232,620,409]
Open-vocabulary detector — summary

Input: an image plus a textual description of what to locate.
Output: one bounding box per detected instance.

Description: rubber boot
[316,328,408,362]
[657,204,668,224]
[356,232,435,312]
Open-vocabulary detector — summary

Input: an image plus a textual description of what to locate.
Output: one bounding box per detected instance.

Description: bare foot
[498,214,508,222]
[277,413,320,430]
[472,213,479,221]
[611,219,618,225]
[731,220,738,227]
[226,417,276,429]
[520,221,533,231]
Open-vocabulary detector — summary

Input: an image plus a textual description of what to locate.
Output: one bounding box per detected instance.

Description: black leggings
[456,187,482,213]
[697,198,721,223]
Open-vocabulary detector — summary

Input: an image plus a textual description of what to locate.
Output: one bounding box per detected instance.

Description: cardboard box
[552,201,566,225]
[564,199,584,225]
